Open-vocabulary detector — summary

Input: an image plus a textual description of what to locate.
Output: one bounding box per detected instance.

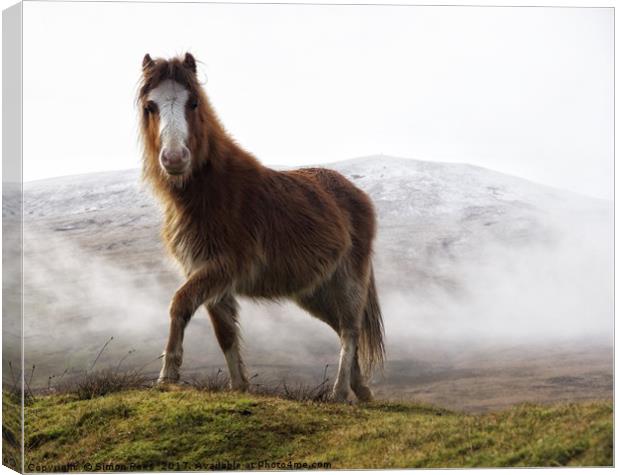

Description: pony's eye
[144,101,157,114]
[189,99,199,110]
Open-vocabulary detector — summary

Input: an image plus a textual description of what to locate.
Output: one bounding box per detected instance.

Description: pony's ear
[142,53,154,72]
[183,53,197,73]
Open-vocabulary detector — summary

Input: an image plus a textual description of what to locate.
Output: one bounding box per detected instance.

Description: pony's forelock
[138,55,200,105]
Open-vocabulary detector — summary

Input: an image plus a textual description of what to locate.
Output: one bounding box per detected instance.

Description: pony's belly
[235,276,315,299]
[234,257,339,299]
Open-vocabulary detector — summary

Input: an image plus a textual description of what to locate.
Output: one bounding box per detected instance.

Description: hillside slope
[22,389,612,470]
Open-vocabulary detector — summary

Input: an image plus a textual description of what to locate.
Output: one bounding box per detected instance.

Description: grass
[21,387,612,471]
[2,389,22,471]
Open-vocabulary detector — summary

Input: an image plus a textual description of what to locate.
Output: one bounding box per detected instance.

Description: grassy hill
[19,388,612,470]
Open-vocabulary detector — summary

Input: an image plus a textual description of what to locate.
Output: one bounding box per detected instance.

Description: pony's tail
[358,266,385,376]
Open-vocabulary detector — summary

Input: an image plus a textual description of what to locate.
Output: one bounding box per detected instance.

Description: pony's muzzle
[161,146,190,175]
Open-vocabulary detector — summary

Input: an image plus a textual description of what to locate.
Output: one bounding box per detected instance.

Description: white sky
[22,2,613,199]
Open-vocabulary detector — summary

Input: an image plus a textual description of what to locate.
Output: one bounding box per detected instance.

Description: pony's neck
[152,113,259,208]
[201,113,239,174]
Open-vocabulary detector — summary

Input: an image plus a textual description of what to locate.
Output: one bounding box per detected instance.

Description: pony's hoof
[330,389,350,403]
[353,386,374,403]
[157,370,180,386]
[230,380,250,392]
[158,353,182,385]
[156,377,177,387]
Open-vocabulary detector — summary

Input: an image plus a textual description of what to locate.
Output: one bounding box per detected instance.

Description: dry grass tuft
[185,368,230,392]
[56,369,150,400]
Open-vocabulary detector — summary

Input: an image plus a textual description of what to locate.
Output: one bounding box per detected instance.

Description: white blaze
[148,79,190,150]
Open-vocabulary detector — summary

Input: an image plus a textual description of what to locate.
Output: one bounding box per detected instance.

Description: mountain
[16,156,613,389]
[22,155,610,284]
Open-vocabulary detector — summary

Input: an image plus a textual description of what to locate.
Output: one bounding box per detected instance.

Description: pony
[137,52,384,402]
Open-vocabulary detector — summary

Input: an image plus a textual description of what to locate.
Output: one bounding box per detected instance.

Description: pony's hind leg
[332,329,359,402]
[207,294,249,391]
[351,351,373,402]
[297,272,366,402]
[333,272,370,402]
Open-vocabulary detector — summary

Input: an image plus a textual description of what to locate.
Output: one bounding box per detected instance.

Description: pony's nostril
[162,148,188,167]
[161,147,190,174]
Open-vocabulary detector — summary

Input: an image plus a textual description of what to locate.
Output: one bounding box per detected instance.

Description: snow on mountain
[22,155,610,271]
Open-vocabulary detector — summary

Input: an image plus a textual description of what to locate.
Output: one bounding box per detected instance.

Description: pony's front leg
[158,301,187,383]
[158,262,232,384]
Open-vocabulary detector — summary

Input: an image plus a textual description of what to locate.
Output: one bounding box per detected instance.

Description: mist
[21,159,613,392]
[378,218,613,351]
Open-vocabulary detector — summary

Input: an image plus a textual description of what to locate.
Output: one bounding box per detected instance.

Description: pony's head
[138,53,210,184]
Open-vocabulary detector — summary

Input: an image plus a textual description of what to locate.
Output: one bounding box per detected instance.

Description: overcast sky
[22,2,613,199]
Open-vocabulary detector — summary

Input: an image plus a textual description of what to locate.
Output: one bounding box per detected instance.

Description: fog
[22,192,612,387]
[379,223,613,351]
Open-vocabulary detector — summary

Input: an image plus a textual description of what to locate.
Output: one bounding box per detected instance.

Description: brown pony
[137,53,384,402]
